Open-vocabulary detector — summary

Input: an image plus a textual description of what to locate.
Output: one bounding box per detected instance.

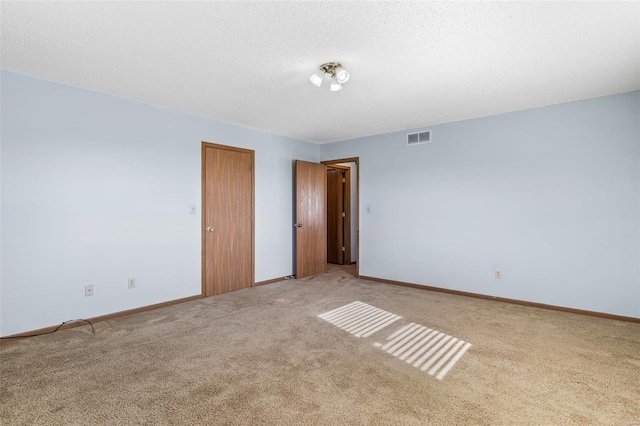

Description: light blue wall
[321,92,640,318]
[0,71,319,336]
[2,71,637,336]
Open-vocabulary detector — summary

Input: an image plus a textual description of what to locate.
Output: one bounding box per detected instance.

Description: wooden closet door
[202,143,254,296]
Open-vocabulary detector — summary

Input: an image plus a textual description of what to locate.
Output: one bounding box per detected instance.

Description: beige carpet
[1,269,639,425]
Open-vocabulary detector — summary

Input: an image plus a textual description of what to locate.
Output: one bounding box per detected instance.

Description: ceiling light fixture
[310,62,350,91]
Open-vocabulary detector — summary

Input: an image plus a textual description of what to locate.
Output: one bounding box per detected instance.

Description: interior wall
[0,71,319,336]
[320,91,640,318]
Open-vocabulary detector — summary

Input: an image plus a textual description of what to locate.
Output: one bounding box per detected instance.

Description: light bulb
[334,66,350,84]
[330,76,343,91]
[309,70,325,87]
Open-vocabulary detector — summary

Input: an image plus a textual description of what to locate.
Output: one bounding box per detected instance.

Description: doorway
[201,142,255,296]
[322,157,359,277]
[326,164,350,265]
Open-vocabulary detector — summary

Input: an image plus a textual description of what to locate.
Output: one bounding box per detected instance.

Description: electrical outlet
[128,278,136,289]
[495,269,502,279]
[85,284,94,296]
[190,205,196,214]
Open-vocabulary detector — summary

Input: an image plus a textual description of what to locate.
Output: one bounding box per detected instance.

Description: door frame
[322,157,360,277]
[201,141,255,296]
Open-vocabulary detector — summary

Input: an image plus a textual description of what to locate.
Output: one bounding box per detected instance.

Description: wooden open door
[202,142,254,296]
[295,160,327,278]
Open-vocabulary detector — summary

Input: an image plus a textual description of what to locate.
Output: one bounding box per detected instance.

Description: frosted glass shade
[309,71,325,87]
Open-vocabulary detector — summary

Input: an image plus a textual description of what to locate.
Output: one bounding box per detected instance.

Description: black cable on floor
[0,319,95,340]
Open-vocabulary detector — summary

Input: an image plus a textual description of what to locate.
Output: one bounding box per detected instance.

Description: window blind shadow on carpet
[319,301,472,380]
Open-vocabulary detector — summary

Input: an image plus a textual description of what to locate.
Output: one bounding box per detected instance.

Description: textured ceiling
[1,1,638,143]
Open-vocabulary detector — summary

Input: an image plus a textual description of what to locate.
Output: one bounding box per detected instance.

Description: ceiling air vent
[407,130,431,146]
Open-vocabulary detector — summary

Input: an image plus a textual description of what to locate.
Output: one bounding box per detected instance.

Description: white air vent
[407,130,431,146]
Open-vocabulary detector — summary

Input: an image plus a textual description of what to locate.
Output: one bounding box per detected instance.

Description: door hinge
[342,178,346,183]
[342,212,345,217]
[342,247,345,251]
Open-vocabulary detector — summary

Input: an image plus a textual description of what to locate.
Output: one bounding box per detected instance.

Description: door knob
[294,223,303,228]
[206,226,214,232]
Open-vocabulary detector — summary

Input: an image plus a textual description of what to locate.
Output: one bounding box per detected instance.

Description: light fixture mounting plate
[319,62,342,76]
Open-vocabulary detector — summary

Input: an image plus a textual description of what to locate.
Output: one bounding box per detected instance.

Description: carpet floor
[1,269,639,425]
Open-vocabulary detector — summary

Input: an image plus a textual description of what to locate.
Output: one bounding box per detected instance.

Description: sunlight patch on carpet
[318,301,401,337]
[379,323,472,380]
[318,303,471,380]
